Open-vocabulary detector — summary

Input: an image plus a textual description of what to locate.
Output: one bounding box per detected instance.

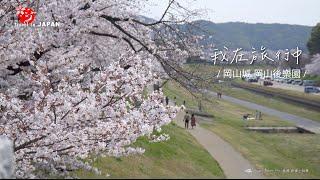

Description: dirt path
[174,112,265,179]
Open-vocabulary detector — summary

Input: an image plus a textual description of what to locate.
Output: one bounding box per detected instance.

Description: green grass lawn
[75,122,224,179]
[211,82,320,122]
[164,81,320,178]
[184,64,320,122]
[164,81,294,127]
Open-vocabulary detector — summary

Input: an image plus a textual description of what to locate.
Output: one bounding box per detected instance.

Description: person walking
[198,100,202,112]
[191,114,196,129]
[184,111,190,129]
[255,110,263,120]
[259,111,262,120]
[165,96,169,106]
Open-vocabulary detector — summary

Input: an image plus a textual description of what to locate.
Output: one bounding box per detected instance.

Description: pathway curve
[174,112,265,179]
[204,89,320,134]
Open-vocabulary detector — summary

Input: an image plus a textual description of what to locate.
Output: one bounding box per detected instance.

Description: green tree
[307,23,320,55]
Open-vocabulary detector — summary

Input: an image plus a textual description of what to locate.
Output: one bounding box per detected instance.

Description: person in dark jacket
[165,96,169,106]
[184,112,190,129]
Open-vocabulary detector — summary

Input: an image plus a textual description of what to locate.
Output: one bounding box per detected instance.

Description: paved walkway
[204,89,320,134]
[174,112,264,179]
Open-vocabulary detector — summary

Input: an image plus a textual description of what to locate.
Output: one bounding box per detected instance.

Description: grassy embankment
[163,80,320,178]
[212,81,320,122]
[231,80,320,103]
[75,111,224,178]
[185,64,320,122]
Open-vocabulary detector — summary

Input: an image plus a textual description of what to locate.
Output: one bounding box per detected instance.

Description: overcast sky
[140,0,320,26]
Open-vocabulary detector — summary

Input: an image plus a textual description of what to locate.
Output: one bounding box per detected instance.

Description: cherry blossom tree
[0,0,205,178]
[306,54,320,75]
